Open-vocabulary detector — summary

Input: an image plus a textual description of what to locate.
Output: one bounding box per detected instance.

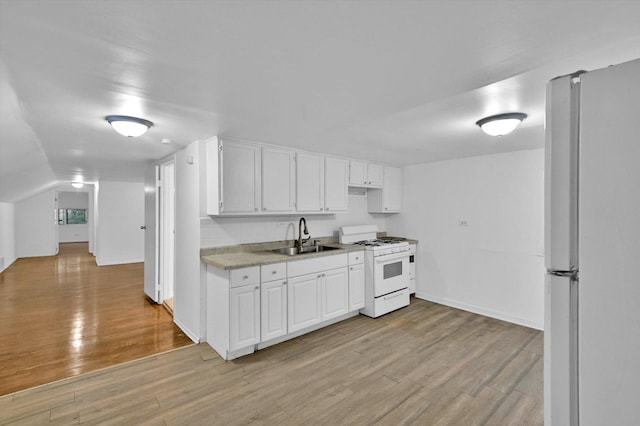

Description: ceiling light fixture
[71,181,84,189]
[105,115,153,137]
[476,112,527,137]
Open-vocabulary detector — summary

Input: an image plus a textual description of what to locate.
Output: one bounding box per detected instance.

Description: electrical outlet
[458,220,468,227]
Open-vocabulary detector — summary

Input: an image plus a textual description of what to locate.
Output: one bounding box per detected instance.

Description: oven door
[373,252,409,297]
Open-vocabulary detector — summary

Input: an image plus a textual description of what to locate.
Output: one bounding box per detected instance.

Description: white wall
[95,181,145,266]
[200,192,387,247]
[0,201,16,272]
[387,149,545,329]
[15,190,57,258]
[58,191,88,208]
[58,191,89,243]
[174,141,206,342]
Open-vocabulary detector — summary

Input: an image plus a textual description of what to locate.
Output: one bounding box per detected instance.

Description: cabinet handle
[355,256,359,260]
[272,270,277,274]
[326,207,330,211]
[254,208,258,211]
[255,286,260,290]
[263,207,267,211]
[243,275,249,279]
[282,281,287,285]
[317,274,322,278]
[350,267,353,270]
[385,207,388,210]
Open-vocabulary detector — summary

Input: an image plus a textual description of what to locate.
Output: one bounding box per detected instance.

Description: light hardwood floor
[0,242,193,396]
[1,297,543,425]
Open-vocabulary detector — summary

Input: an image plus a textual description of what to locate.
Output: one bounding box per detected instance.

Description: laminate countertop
[201,235,418,270]
[200,239,364,270]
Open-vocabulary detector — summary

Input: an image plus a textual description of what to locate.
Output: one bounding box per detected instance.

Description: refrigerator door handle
[547,270,578,279]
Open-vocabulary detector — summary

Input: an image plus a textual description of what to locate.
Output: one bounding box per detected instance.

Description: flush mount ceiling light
[71,181,84,189]
[476,112,527,137]
[105,115,153,137]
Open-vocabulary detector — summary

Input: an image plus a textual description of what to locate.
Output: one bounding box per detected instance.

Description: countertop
[201,234,418,270]
[200,239,363,270]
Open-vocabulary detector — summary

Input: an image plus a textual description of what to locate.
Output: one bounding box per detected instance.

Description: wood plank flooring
[0,243,193,396]
[0,298,543,425]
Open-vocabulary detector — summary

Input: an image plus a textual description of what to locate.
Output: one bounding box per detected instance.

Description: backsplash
[201,193,387,247]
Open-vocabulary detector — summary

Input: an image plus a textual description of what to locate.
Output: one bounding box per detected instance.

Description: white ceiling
[1,1,639,202]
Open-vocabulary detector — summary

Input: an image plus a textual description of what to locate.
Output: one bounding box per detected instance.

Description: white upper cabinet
[262,146,295,213]
[368,166,402,213]
[349,160,383,188]
[207,137,261,215]
[348,160,367,186]
[296,152,325,212]
[206,137,399,216]
[324,156,349,212]
[367,163,384,187]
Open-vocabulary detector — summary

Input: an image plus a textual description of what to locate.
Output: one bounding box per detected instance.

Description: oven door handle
[375,252,409,263]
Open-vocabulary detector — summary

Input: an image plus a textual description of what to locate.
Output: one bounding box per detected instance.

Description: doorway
[57,191,90,253]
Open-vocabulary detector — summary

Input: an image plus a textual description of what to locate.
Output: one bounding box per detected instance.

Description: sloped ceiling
[1,1,639,202]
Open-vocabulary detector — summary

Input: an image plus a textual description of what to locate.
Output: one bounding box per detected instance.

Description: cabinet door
[349,263,365,311]
[230,284,260,351]
[349,160,367,186]
[324,156,349,212]
[261,280,287,342]
[262,147,294,213]
[383,166,402,212]
[288,273,321,333]
[296,152,324,212]
[321,268,349,321]
[220,140,261,214]
[367,163,384,187]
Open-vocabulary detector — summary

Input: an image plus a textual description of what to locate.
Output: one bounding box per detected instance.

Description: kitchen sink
[272,245,341,256]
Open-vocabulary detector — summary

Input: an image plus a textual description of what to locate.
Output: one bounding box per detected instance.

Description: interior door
[160,161,175,303]
[144,164,161,303]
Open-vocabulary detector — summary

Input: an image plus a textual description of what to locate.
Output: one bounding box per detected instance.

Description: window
[58,209,87,225]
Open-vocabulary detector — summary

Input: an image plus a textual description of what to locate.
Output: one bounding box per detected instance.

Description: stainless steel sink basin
[272,245,341,256]
[274,247,300,256]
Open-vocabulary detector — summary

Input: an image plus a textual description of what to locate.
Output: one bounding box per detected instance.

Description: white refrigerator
[544,58,640,425]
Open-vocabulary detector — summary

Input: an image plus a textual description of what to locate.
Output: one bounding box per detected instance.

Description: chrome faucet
[297,217,310,250]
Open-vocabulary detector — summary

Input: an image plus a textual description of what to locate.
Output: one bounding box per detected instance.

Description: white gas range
[339,225,411,318]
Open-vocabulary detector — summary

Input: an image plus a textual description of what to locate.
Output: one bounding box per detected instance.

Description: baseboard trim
[414,291,543,331]
[95,258,144,266]
[174,317,200,343]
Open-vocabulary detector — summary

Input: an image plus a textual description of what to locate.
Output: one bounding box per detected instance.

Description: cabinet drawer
[348,251,364,265]
[373,288,410,317]
[261,262,286,282]
[230,266,260,288]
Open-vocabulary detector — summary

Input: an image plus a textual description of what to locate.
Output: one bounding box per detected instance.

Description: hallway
[0,243,193,395]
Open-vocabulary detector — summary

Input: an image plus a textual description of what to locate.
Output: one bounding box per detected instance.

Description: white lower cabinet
[229,284,260,351]
[322,268,349,321]
[207,252,362,360]
[288,273,322,333]
[288,267,349,332]
[261,279,288,342]
[348,263,365,311]
[207,265,261,360]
